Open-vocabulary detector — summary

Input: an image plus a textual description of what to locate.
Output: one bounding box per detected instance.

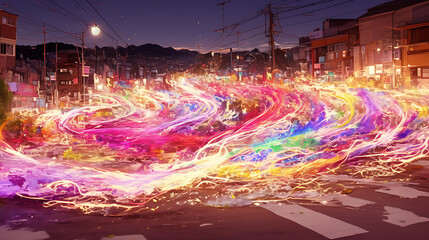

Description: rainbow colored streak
[1,78,428,214]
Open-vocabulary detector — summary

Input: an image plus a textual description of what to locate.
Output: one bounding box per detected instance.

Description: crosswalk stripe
[0,225,50,240]
[318,193,375,208]
[383,206,429,227]
[101,235,147,240]
[261,203,368,239]
[375,186,429,198]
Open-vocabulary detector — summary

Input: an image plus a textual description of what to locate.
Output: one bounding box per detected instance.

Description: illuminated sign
[83,66,90,77]
[369,66,375,75]
[393,48,400,60]
[376,64,383,74]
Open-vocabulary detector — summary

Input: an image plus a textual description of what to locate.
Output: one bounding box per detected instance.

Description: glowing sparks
[1,78,428,214]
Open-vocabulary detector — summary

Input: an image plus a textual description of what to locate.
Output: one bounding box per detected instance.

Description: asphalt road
[1,160,429,240]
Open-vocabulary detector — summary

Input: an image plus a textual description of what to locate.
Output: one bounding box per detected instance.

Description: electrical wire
[85,0,127,46]
[36,0,118,44]
[220,32,266,48]
[1,1,78,43]
[278,0,353,21]
[212,0,362,52]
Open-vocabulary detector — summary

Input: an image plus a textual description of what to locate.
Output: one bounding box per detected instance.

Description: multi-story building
[0,10,17,75]
[393,0,429,88]
[311,19,358,80]
[54,50,84,106]
[14,60,43,108]
[290,37,311,76]
[356,0,429,88]
[1,10,39,109]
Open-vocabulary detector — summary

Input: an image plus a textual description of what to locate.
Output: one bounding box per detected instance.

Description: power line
[41,0,89,26]
[281,7,367,27]
[85,0,127,46]
[1,1,78,41]
[3,0,116,48]
[212,0,327,50]
[211,13,265,49]
[275,0,336,14]
[216,1,231,32]
[34,0,118,43]
[212,0,362,52]
[278,0,353,21]
[72,0,88,13]
[220,32,266,48]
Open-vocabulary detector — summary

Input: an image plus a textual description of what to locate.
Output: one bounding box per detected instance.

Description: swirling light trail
[1,78,428,214]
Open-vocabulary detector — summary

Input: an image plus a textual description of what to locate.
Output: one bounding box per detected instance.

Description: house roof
[395,21,429,30]
[0,9,18,17]
[359,0,428,19]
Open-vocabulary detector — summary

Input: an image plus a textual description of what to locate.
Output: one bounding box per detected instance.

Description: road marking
[383,206,429,227]
[101,235,147,240]
[318,193,375,208]
[0,225,50,240]
[375,186,429,198]
[411,160,429,168]
[200,223,214,227]
[261,203,368,239]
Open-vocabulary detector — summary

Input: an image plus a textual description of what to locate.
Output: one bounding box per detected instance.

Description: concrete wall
[393,1,429,27]
[359,13,393,45]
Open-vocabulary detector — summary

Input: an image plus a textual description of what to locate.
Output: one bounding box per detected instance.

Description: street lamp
[82,25,100,104]
[91,25,101,36]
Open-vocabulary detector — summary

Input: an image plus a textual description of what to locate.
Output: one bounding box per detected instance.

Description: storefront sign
[83,66,90,77]
[7,82,17,92]
[369,66,375,75]
[393,48,400,60]
[314,63,321,69]
[16,83,37,97]
[376,64,383,74]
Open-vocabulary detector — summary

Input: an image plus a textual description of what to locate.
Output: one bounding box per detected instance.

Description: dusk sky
[3,0,390,53]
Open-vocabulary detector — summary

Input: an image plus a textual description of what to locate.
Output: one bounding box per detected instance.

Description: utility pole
[95,46,99,75]
[267,3,276,71]
[116,39,119,82]
[391,13,396,89]
[82,31,85,105]
[216,1,231,32]
[42,24,48,108]
[55,41,58,107]
[230,48,233,73]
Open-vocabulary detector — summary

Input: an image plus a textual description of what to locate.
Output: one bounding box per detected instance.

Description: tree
[0,79,13,124]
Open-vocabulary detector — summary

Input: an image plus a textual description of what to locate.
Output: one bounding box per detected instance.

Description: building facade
[0,10,17,75]
[1,10,39,109]
[311,19,358,80]
[356,0,429,88]
[394,0,429,88]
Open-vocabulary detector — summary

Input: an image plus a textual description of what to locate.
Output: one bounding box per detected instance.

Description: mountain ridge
[16,42,200,60]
